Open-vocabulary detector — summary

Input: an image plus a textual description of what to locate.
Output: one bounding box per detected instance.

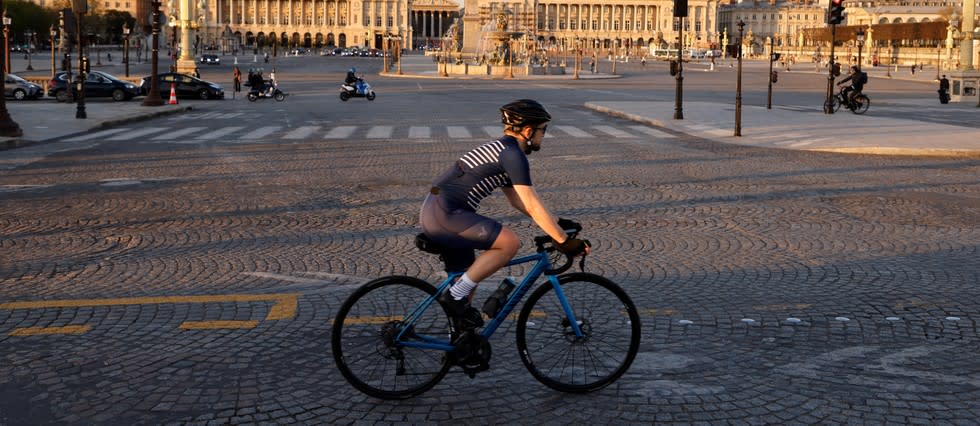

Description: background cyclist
[837,65,867,109]
[419,99,589,327]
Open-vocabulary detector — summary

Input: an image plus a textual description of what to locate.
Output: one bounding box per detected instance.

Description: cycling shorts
[419,194,502,251]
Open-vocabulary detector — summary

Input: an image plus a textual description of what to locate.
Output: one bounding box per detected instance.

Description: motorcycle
[247,82,287,102]
[340,78,376,101]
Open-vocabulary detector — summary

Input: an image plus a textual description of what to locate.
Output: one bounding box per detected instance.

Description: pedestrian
[938,75,950,104]
[641,56,646,67]
[233,66,242,92]
[107,52,112,62]
[910,65,915,75]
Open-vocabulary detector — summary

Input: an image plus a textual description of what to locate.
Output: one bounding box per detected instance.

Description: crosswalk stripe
[447,126,471,138]
[240,126,281,139]
[106,127,169,141]
[628,125,675,138]
[324,126,356,139]
[366,126,393,139]
[554,126,591,137]
[592,125,634,138]
[483,126,499,138]
[153,126,207,140]
[196,126,244,140]
[408,126,431,139]
[63,128,131,142]
[283,126,320,139]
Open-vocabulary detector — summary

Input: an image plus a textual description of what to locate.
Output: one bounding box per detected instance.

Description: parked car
[47,71,140,102]
[199,54,220,65]
[5,73,43,100]
[140,72,224,100]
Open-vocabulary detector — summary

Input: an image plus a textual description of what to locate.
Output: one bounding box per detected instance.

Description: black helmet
[500,99,551,128]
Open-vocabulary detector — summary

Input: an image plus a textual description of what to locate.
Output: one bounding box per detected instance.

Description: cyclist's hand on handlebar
[555,237,590,257]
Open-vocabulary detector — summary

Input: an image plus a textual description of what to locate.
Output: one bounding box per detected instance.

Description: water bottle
[481,278,516,318]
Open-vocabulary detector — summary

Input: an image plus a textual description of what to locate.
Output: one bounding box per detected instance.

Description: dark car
[5,74,43,100]
[199,54,220,65]
[140,72,224,100]
[47,71,140,102]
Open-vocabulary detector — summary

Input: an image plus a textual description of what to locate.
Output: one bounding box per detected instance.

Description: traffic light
[828,0,845,25]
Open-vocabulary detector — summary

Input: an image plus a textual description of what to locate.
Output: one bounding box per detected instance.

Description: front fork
[547,275,585,339]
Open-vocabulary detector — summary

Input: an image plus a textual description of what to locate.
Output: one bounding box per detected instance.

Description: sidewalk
[585,100,980,157]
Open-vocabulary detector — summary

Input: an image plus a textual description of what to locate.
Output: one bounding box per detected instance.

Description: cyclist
[837,65,867,110]
[419,99,590,327]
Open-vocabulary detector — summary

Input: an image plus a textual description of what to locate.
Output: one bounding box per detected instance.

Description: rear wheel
[332,276,453,399]
[340,91,351,101]
[274,91,286,102]
[55,90,69,102]
[516,273,641,393]
[851,95,870,115]
[247,92,258,102]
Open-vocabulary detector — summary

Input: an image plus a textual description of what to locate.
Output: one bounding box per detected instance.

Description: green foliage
[4,0,134,45]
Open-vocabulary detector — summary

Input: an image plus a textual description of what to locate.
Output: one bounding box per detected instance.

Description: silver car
[5,74,43,100]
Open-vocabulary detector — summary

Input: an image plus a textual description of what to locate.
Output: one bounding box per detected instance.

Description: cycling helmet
[350,67,356,73]
[500,99,551,128]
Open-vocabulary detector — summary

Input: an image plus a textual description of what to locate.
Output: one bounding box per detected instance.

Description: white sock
[450,273,479,300]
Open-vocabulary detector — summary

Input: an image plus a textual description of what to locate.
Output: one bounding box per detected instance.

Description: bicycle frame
[395,250,584,352]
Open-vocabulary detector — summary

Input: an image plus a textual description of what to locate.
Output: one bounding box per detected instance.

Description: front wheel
[198,89,211,100]
[111,89,127,101]
[274,91,286,102]
[851,95,870,115]
[366,91,376,101]
[516,272,641,393]
[13,89,26,100]
[332,276,453,399]
[831,94,842,112]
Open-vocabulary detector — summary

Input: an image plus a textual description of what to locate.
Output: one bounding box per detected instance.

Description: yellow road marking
[0,294,299,321]
[179,320,259,330]
[0,294,299,335]
[752,303,812,312]
[637,308,679,316]
[9,325,92,336]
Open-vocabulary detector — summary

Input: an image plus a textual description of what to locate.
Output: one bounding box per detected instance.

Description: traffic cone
[168,83,178,105]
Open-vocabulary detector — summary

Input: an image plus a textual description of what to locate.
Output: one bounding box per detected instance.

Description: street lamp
[856,29,865,71]
[3,10,10,73]
[123,23,130,77]
[735,19,745,137]
[142,0,164,106]
[25,30,34,70]
[49,25,56,79]
[0,0,21,136]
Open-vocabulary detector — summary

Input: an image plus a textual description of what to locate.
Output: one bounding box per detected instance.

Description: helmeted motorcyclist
[345,67,358,86]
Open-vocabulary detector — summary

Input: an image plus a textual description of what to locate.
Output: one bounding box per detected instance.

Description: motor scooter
[248,81,287,102]
[340,78,376,101]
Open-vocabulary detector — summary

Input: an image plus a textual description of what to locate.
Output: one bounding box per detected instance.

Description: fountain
[436,8,548,77]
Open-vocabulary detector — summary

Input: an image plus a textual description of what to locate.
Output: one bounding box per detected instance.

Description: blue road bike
[331,225,641,399]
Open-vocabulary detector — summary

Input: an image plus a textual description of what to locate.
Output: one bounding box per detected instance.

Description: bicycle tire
[515,272,641,393]
[331,275,453,399]
[851,95,870,115]
[831,95,842,112]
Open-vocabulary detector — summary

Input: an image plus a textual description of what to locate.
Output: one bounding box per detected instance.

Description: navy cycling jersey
[432,136,532,211]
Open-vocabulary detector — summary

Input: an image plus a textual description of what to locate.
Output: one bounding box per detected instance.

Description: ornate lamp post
[3,10,10,73]
[25,30,34,70]
[735,19,745,137]
[394,34,402,75]
[49,25,56,79]
[0,0,21,136]
[123,23,130,76]
[856,28,865,71]
[142,0,164,106]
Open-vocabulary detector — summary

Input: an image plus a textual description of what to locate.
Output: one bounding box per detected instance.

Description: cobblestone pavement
[1,109,979,424]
